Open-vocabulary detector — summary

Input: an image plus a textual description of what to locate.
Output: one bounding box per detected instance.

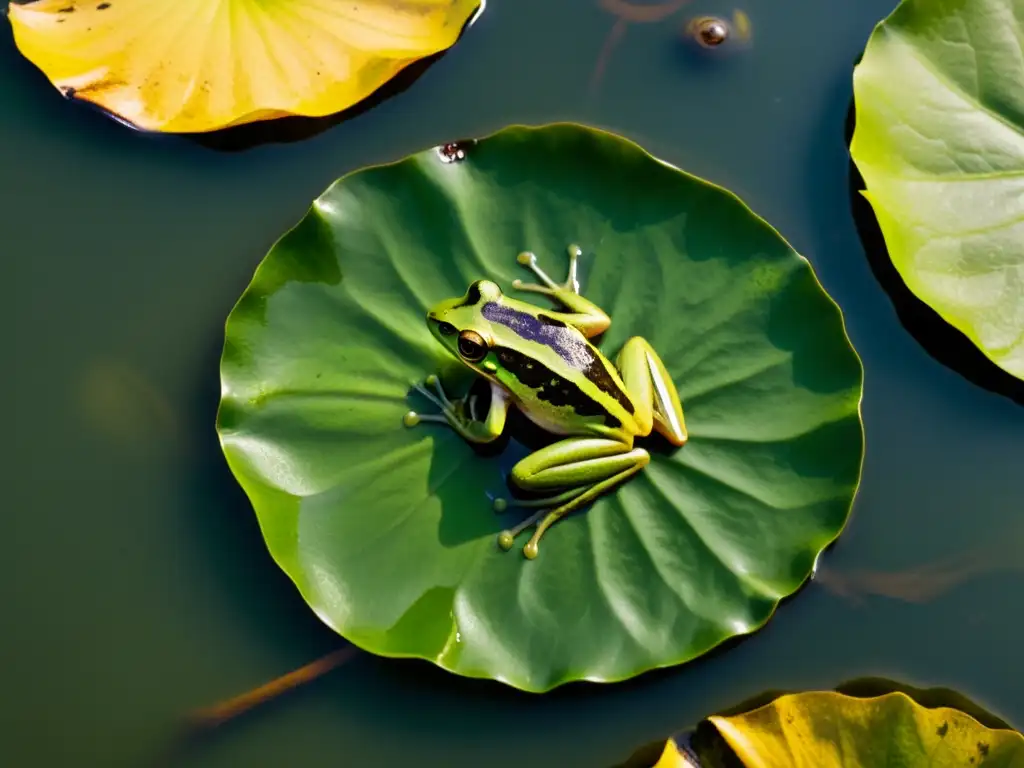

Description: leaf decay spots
[62,77,128,98]
[978,742,989,756]
[58,6,75,12]
[937,721,949,737]
[97,2,111,9]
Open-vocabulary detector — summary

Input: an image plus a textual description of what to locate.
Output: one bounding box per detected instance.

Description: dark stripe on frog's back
[483,299,635,415]
[451,280,484,308]
[493,346,622,427]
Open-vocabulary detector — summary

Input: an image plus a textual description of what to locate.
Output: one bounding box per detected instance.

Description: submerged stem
[188,646,358,730]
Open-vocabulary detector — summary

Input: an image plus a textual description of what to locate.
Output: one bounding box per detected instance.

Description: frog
[404,245,687,560]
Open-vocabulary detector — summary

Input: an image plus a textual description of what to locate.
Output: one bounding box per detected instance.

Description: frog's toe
[403,411,421,427]
[497,531,515,551]
[523,540,540,560]
[492,497,509,513]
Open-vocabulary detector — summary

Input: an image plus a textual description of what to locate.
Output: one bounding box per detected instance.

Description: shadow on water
[612,676,1018,768]
[157,334,344,767]
[844,98,1024,407]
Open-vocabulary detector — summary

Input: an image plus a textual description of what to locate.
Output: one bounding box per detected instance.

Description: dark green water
[4,0,1022,766]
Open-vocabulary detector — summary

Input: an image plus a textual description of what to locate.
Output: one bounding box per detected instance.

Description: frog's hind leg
[616,336,688,446]
[495,437,649,559]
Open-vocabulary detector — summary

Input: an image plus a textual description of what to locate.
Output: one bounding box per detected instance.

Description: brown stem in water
[590,18,629,95]
[188,646,358,730]
[589,0,692,96]
[598,0,691,24]
[817,521,1024,604]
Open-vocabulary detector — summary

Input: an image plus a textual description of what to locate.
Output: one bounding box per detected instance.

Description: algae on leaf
[217,123,865,692]
[851,0,1024,380]
[7,0,481,133]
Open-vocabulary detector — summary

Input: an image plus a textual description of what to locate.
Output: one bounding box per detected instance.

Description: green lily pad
[850,0,1024,380]
[217,123,864,692]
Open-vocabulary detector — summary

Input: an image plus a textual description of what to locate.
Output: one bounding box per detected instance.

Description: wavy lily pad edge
[623,686,1023,768]
[6,0,488,134]
[848,0,1023,381]
[215,121,868,692]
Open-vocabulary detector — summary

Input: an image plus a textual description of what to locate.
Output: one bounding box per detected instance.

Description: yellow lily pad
[709,690,1024,767]
[6,0,481,133]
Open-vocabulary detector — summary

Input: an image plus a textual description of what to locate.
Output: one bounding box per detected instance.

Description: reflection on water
[817,519,1024,604]
[78,359,180,452]
[590,1,751,94]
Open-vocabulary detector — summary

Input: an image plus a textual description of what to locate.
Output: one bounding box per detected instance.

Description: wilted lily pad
[708,690,1024,767]
[217,123,864,692]
[850,0,1024,380]
[7,0,481,133]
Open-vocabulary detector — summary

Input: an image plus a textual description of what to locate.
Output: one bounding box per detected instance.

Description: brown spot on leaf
[57,5,75,12]
[937,722,949,737]
[978,742,990,756]
[97,2,111,8]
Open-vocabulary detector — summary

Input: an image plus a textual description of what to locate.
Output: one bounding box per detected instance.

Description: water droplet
[437,140,474,163]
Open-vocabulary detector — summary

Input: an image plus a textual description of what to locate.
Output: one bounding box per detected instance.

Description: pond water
[4,0,1023,766]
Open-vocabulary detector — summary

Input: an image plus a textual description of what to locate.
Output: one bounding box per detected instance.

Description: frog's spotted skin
[406,245,687,560]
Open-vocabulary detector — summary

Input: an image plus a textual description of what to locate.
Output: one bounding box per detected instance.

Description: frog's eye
[438,322,457,337]
[457,330,488,362]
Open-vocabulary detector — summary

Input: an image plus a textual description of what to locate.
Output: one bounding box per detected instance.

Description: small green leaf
[851,0,1024,380]
[217,123,864,692]
[709,690,1024,767]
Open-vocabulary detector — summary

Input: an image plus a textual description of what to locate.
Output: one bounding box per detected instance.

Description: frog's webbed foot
[513,244,582,297]
[403,374,476,430]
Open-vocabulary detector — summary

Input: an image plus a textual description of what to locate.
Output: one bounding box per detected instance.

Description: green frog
[405,245,687,559]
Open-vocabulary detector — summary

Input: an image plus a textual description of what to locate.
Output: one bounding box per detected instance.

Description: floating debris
[689,15,729,47]
[685,10,751,49]
[437,140,474,163]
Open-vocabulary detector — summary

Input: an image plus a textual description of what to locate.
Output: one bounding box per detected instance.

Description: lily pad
[217,123,864,692]
[850,0,1024,380]
[6,0,481,133]
[708,690,1024,767]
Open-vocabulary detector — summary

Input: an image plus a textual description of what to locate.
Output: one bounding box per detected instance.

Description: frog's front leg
[617,336,688,446]
[405,375,510,444]
[514,246,611,338]
[495,437,649,559]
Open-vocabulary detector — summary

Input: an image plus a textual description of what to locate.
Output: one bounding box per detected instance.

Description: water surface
[4,0,1023,766]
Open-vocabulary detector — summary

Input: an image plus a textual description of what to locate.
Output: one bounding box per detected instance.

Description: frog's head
[426,279,503,369]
